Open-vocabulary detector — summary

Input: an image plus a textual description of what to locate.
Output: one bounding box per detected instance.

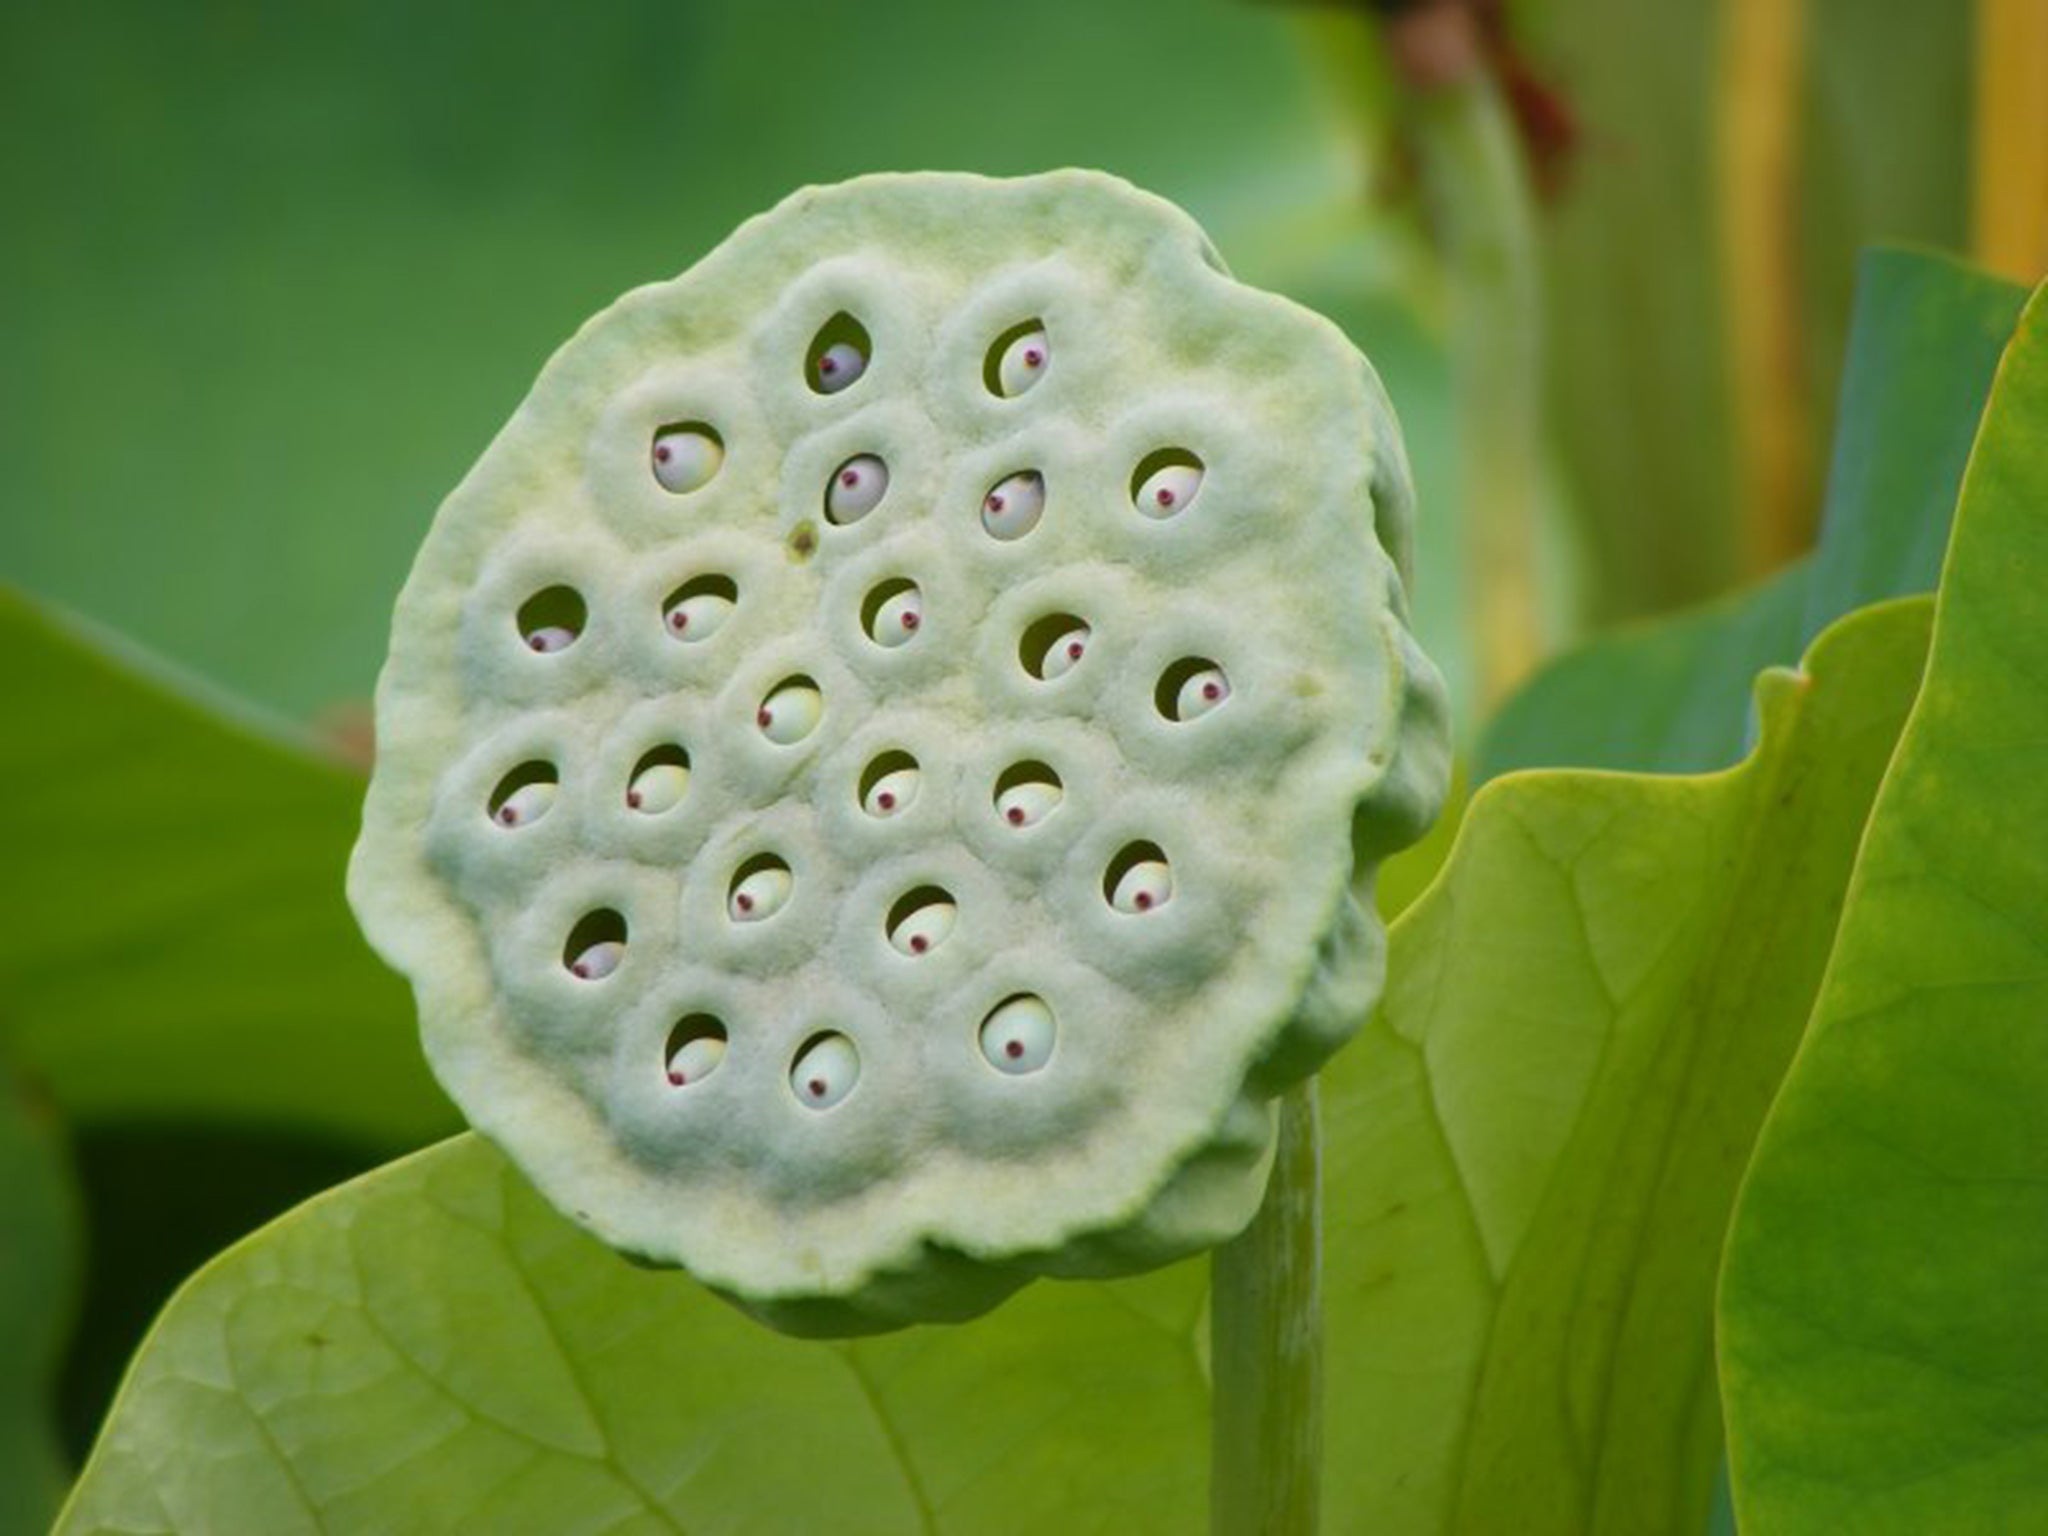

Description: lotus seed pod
[348,170,1449,1337]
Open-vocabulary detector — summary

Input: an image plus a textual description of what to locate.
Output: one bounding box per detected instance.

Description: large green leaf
[1326,596,1931,1532]
[0,1065,79,1536]
[55,597,1928,1534]
[0,0,1460,722]
[0,587,453,1147]
[1480,247,2023,779]
[1719,284,2048,1529]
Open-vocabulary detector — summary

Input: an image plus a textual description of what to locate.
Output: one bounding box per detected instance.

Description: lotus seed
[729,863,793,923]
[626,760,689,815]
[867,584,923,647]
[815,343,866,393]
[666,1033,726,1087]
[567,939,625,981]
[979,995,1055,1075]
[981,471,1045,541]
[1110,859,1173,914]
[665,590,735,642]
[525,625,576,654]
[994,779,1061,828]
[652,426,724,494]
[864,766,920,817]
[1039,622,1090,680]
[1175,666,1230,721]
[996,327,1050,397]
[826,455,889,525]
[791,1033,859,1109]
[1136,461,1203,518]
[757,680,822,745]
[493,781,557,828]
[888,896,957,957]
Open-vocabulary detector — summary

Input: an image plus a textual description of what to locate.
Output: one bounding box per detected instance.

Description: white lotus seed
[996,328,1049,397]
[625,761,689,815]
[1175,666,1231,721]
[494,781,557,828]
[729,864,793,923]
[889,898,957,957]
[864,766,920,817]
[665,591,734,641]
[757,681,822,745]
[995,779,1062,828]
[826,455,889,525]
[1136,462,1203,519]
[867,585,923,647]
[1110,859,1174,915]
[791,1033,859,1109]
[665,1034,726,1087]
[981,471,1045,541]
[1039,622,1090,680]
[651,427,724,494]
[525,625,577,654]
[815,342,866,393]
[567,939,625,981]
[979,996,1055,1075]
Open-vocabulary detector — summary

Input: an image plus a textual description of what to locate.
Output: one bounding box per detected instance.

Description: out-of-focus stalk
[1407,58,1546,709]
[1210,1080,1322,1536]
[1718,0,1814,576]
[1973,0,2048,281]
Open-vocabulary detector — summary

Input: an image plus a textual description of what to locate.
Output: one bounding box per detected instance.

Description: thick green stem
[1209,1079,1322,1536]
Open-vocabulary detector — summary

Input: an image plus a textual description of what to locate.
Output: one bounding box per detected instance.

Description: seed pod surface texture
[349,171,1448,1335]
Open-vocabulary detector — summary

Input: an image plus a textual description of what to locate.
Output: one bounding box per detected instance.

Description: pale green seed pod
[348,170,1449,1336]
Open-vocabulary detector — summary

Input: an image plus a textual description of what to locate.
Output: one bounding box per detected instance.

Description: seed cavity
[489,762,558,828]
[826,455,889,525]
[625,746,690,814]
[986,320,1049,398]
[564,909,628,980]
[1105,843,1173,915]
[757,676,822,745]
[1020,613,1090,681]
[887,886,957,957]
[791,1031,859,1109]
[665,1014,728,1087]
[728,855,793,923]
[651,423,725,495]
[662,574,737,643]
[993,762,1063,828]
[981,471,1045,541]
[859,751,921,818]
[861,579,923,648]
[807,313,871,395]
[979,995,1055,1075]
[1157,657,1231,722]
[517,587,586,654]
[1131,450,1205,519]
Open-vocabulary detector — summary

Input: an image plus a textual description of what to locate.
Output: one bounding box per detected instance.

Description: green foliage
[0,1070,78,1536]
[0,588,453,1147]
[1328,598,1930,1533]
[1720,280,2048,1532]
[1480,247,2026,778]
